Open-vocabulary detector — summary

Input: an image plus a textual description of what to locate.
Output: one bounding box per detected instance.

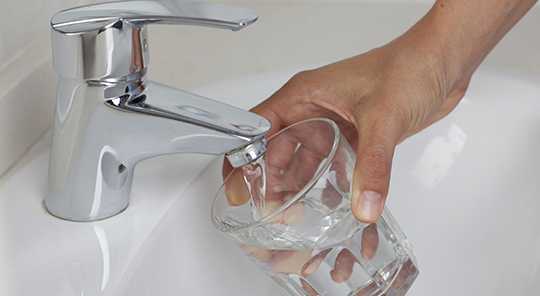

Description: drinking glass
[212,118,418,296]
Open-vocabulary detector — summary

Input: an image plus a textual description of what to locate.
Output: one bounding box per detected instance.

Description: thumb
[351,110,405,223]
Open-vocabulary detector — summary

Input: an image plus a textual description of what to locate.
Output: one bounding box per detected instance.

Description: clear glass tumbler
[212,118,418,296]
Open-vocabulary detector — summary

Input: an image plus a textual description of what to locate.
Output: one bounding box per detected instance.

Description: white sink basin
[0,72,290,296]
[1,67,539,295]
[118,71,540,296]
[0,132,217,295]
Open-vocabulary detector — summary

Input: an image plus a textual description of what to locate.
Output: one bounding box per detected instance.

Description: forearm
[399,0,537,92]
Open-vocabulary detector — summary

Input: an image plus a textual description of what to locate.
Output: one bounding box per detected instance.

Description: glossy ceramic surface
[3,69,536,295]
[116,71,540,296]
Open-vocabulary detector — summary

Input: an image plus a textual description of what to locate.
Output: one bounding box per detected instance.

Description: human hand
[221,120,377,291]
[238,223,382,296]
[219,0,537,292]
[251,33,470,223]
[250,0,538,222]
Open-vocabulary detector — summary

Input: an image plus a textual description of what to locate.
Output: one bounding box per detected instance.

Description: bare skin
[252,0,538,223]
[225,0,537,291]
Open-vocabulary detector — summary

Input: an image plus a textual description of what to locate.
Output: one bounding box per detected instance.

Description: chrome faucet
[45,1,270,222]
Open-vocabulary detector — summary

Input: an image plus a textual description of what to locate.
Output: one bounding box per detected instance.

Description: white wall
[0,0,96,176]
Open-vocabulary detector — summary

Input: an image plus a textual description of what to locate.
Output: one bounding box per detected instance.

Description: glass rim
[211,117,341,234]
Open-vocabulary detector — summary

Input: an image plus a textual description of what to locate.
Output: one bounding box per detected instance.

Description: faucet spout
[45,79,270,221]
[105,80,270,162]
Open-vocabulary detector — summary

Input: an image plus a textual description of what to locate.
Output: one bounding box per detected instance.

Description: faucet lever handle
[50,1,257,80]
[51,0,257,33]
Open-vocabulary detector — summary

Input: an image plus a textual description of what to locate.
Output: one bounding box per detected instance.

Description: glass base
[273,256,418,296]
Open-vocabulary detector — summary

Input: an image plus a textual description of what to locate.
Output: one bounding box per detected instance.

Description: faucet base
[44,200,130,222]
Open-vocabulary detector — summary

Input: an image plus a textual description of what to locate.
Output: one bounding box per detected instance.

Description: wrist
[389,7,471,98]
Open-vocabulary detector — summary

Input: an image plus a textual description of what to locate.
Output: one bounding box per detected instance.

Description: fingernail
[240,245,272,262]
[300,279,319,296]
[330,269,347,283]
[302,249,331,276]
[361,223,379,260]
[330,249,355,283]
[356,191,383,222]
[225,185,249,206]
[302,256,322,277]
[271,250,313,275]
